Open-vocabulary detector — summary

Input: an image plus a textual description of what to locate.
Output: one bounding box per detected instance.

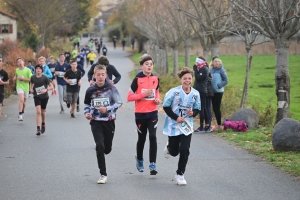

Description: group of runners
[0,42,228,187]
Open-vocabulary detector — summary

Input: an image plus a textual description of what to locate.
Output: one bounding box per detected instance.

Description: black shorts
[34,97,49,109]
[0,94,4,104]
[90,60,94,65]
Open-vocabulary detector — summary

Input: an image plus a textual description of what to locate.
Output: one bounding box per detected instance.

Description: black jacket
[88,64,121,84]
[193,64,209,94]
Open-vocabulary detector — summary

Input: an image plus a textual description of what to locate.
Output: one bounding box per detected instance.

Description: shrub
[251,101,276,127]
[0,40,36,96]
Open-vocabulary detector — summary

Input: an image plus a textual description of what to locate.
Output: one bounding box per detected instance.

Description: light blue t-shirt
[163,85,201,136]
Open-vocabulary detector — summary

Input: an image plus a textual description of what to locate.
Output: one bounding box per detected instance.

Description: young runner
[84,64,122,184]
[0,57,9,120]
[162,67,200,185]
[37,56,53,79]
[102,45,107,56]
[127,55,160,175]
[64,50,71,63]
[30,64,53,135]
[87,50,97,66]
[48,56,57,95]
[64,59,82,118]
[88,56,121,86]
[26,60,35,74]
[55,54,68,114]
[13,58,32,121]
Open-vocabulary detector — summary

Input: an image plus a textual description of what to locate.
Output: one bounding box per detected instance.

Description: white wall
[0,14,17,42]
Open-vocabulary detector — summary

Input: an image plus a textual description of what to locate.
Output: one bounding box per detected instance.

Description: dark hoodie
[193,64,209,94]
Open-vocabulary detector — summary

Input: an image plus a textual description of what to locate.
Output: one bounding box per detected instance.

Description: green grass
[131,53,300,178]
[217,128,300,177]
[132,54,300,121]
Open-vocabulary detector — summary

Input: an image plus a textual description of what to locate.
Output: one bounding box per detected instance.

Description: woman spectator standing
[209,57,228,131]
[193,57,210,133]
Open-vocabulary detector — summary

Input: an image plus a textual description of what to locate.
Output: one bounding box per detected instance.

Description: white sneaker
[164,143,170,159]
[175,174,187,185]
[18,114,23,121]
[97,175,107,184]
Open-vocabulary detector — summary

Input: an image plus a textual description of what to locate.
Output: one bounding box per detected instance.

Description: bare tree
[174,0,234,58]
[229,0,300,124]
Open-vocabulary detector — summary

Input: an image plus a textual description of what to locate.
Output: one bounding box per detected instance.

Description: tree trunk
[172,48,178,76]
[203,48,209,61]
[240,47,252,108]
[210,41,220,58]
[274,38,290,124]
[184,39,191,68]
[163,47,168,75]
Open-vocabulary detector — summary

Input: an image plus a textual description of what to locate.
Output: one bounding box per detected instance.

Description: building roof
[0,9,17,19]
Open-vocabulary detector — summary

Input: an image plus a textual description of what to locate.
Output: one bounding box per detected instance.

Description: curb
[3,94,19,106]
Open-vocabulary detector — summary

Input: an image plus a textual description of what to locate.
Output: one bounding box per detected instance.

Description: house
[0,9,17,43]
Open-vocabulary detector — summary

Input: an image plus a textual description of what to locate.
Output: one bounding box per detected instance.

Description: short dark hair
[69,59,77,64]
[177,67,193,79]
[35,64,43,72]
[139,55,153,65]
[97,56,109,66]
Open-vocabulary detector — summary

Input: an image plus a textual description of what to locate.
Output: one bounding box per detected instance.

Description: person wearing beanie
[13,57,32,121]
[87,55,121,86]
[30,64,53,135]
[127,54,161,175]
[193,56,210,133]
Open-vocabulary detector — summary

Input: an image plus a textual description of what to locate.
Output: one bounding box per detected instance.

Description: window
[1,24,12,33]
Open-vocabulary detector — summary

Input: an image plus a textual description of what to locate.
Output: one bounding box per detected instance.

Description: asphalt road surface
[1,38,300,200]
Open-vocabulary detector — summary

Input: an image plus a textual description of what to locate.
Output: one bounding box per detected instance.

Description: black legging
[199,92,209,125]
[212,92,223,125]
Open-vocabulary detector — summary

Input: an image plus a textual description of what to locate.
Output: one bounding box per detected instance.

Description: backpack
[223,119,248,132]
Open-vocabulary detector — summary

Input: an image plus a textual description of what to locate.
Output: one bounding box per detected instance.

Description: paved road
[1,38,300,200]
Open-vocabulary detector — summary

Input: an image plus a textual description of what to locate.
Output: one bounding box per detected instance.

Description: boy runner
[84,64,122,184]
[55,54,68,114]
[162,67,200,185]
[64,59,82,118]
[87,50,97,66]
[13,58,32,121]
[30,64,53,135]
[48,56,57,95]
[127,55,161,175]
[0,57,9,120]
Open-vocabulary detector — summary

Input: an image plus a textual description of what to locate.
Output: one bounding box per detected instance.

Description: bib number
[93,97,110,109]
[35,85,45,95]
[69,79,77,85]
[177,120,193,136]
[58,72,64,78]
[142,89,155,100]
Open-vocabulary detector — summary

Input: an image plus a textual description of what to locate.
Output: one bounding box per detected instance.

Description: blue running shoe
[149,162,158,175]
[135,156,144,172]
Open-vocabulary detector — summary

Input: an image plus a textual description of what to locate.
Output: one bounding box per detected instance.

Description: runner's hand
[186,109,193,116]
[154,98,160,105]
[85,113,92,120]
[176,117,185,123]
[89,80,95,86]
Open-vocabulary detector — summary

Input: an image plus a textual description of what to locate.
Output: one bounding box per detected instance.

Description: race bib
[103,49,107,52]
[50,68,55,72]
[93,97,110,109]
[177,120,193,136]
[142,89,155,100]
[58,72,64,78]
[35,85,45,95]
[76,58,81,62]
[69,79,77,85]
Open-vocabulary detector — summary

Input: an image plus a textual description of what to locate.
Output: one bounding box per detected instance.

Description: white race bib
[177,120,193,136]
[50,68,55,72]
[69,79,77,85]
[35,85,45,95]
[142,89,155,100]
[93,97,110,109]
[58,72,64,78]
